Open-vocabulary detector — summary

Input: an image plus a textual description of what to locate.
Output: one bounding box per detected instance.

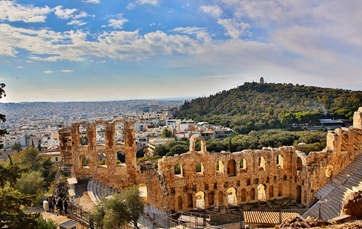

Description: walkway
[302,154,362,220]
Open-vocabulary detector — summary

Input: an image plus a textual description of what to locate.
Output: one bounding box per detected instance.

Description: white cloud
[44,70,54,74]
[217,19,251,39]
[126,3,136,10]
[0,1,52,23]
[67,20,87,26]
[136,0,158,6]
[61,69,73,73]
[16,66,23,69]
[108,15,128,29]
[54,6,77,20]
[200,5,223,18]
[81,0,100,4]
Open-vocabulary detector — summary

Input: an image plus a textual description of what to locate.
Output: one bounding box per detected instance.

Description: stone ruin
[59,107,362,213]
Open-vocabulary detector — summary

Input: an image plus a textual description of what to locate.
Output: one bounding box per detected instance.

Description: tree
[161,128,173,138]
[91,185,145,229]
[15,171,45,195]
[11,142,22,152]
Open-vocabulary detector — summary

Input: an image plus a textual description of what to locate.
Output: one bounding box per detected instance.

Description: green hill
[175,82,362,133]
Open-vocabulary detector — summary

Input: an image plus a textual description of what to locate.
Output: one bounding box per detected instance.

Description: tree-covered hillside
[175,82,362,133]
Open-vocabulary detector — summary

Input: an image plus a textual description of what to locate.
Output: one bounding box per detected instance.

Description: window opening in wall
[98,152,107,166]
[296,185,302,204]
[204,184,209,190]
[250,188,255,201]
[174,164,182,176]
[96,124,105,144]
[227,159,236,176]
[257,184,266,201]
[259,157,266,170]
[246,179,251,186]
[297,157,303,171]
[115,122,125,144]
[196,162,204,174]
[277,154,284,169]
[80,155,89,167]
[227,187,237,206]
[266,177,270,183]
[214,183,217,189]
[79,124,88,145]
[139,183,148,202]
[254,178,259,184]
[283,175,287,181]
[216,160,224,174]
[195,191,205,209]
[116,151,126,165]
[240,158,247,172]
[188,194,193,208]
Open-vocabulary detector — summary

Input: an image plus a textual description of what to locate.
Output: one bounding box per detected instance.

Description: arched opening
[80,155,89,167]
[195,191,205,209]
[297,157,303,171]
[116,151,126,165]
[259,156,266,170]
[227,159,236,176]
[178,196,183,210]
[227,187,237,206]
[296,185,302,204]
[278,184,283,197]
[208,192,214,206]
[269,185,274,199]
[139,183,148,202]
[216,160,224,174]
[276,154,284,169]
[188,194,193,208]
[96,124,105,144]
[240,158,247,172]
[98,152,107,166]
[196,162,204,175]
[241,189,246,202]
[302,190,307,203]
[174,164,183,176]
[257,184,266,201]
[115,122,125,144]
[250,188,255,201]
[218,191,223,205]
[79,124,88,146]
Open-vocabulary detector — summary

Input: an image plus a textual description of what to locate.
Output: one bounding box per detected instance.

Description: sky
[0,0,361,102]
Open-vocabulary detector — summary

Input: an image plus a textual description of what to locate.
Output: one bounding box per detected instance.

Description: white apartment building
[3,132,27,149]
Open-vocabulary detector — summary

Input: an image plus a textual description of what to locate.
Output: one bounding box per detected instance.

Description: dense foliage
[176,82,362,133]
[150,130,326,157]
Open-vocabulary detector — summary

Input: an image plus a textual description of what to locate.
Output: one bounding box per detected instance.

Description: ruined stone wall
[59,108,362,213]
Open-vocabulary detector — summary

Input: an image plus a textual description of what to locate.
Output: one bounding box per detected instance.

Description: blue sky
[0,0,361,102]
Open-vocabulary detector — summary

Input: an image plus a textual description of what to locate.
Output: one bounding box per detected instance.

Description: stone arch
[98,152,107,167]
[216,160,224,174]
[276,154,284,169]
[79,123,88,146]
[80,155,89,167]
[296,185,302,204]
[177,196,183,210]
[114,121,125,144]
[189,134,207,154]
[257,184,266,201]
[208,192,214,206]
[250,188,255,201]
[258,156,266,170]
[302,190,307,203]
[240,158,247,172]
[218,191,223,205]
[195,191,205,209]
[187,194,193,208]
[241,189,246,202]
[195,162,204,174]
[278,184,283,196]
[269,185,274,199]
[174,164,183,176]
[227,187,237,206]
[227,159,236,176]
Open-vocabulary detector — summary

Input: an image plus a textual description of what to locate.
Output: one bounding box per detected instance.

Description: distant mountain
[175,82,362,134]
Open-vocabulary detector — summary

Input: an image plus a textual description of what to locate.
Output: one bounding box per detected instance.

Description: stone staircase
[87,178,119,204]
[302,154,362,220]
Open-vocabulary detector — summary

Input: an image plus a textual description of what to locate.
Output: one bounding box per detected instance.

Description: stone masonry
[59,108,362,213]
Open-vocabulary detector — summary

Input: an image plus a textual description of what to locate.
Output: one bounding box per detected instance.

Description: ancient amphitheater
[59,107,362,221]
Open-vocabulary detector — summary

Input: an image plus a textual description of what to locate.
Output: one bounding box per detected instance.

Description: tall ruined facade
[59,108,362,213]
